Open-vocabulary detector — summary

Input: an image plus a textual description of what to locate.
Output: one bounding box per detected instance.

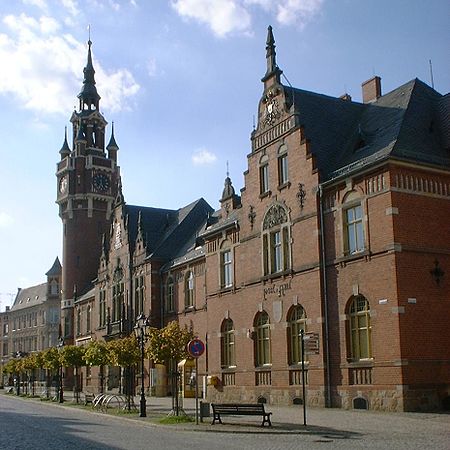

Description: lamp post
[134,314,150,417]
[57,337,64,403]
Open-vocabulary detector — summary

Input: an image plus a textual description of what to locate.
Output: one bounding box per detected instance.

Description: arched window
[262,204,291,276]
[221,319,235,368]
[254,311,271,367]
[165,277,174,313]
[112,282,124,322]
[134,275,145,317]
[259,154,269,194]
[287,305,307,365]
[77,309,82,336]
[86,305,91,333]
[184,271,194,308]
[277,144,289,186]
[347,295,372,360]
[343,191,365,255]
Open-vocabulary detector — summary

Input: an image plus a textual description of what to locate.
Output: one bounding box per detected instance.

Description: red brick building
[62,28,449,411]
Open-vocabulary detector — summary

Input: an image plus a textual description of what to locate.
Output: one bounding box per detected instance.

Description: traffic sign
[187,338,205,358]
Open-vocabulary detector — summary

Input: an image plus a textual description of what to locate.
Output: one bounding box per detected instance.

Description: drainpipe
[318,184,331,408]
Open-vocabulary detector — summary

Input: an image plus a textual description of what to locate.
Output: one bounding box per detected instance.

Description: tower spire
[59,126,71,159]
[78,39,100,111]
[262,25,282,84]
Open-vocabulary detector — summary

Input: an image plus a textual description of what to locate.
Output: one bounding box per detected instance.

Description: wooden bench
[211,403,272,427]
[84,393,95,406]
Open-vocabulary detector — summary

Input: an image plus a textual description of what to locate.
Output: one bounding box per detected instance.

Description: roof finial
[262,25,282,83]
[59,126,70,157]
[226,160,229,178]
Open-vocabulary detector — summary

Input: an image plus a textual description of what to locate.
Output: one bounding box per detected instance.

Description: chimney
[362,76,382,103]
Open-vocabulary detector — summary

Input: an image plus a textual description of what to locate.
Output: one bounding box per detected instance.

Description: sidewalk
[4,388,450,440]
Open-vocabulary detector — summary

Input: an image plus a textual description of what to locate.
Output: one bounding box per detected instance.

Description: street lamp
[134,314,150,417]
[57,337,64,403]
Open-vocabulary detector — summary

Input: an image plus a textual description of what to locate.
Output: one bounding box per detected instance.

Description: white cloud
[172,0,323,36]
[171,0,252,38]
[0,212,14,228]
[192,148,218,165]
[146,57,157,77]
[0,12,140,115]
[23,0,48,10]
[61,0,79,16]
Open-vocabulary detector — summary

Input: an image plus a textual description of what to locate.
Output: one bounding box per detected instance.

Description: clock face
[93,173,110,192]
[59,176,68,194]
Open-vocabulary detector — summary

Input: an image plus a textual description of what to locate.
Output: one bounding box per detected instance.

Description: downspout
[318,184,331,408]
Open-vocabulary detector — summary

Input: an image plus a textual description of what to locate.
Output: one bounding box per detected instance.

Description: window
[50,279,59,295]
[259,155,269,194]
[287,306,307,365]
[343,192,364,254]
[184,271,194,308]
[64,314,71,337]
[77,309,82,336]
[221,319,235,368]
[112,282,124,322]
[165,277,174,313]
[86,305,91,333]
[348,295,372,360]
[262,204,291,276]
[99,289,106,327]
[255,311,271,366]
[220,249,233,288]
[134,275,145,317]
[277,144,288,186]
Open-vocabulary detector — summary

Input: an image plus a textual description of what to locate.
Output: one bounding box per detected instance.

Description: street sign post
[186,338,205,425]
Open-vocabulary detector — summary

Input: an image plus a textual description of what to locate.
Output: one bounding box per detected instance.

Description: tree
[60,345,86,402]
[41,347,61,398]
[107,336,140,409]
[146,321,193,364]
[145,321,194,415]
[83,340,109,393]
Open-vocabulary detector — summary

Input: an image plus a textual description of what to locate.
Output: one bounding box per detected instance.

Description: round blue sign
[187,338,205,358]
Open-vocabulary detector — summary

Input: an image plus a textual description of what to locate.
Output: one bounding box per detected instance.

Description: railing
[349,367,372,385]
[222,372,235,386]
[255,370,271,386]
[289,369,308,385]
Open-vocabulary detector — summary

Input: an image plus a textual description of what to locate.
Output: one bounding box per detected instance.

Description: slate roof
[287,78,449,181]
[45,257,62,277]
[123,198,213,263]
[11,283,47,311]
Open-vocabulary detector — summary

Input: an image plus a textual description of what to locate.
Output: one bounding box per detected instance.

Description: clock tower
[56,40,119,343]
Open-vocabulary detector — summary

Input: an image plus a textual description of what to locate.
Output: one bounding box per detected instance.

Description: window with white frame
[262,204,291,276]
[184,271,194,308]
[99,289,106,327]
[277,144,289,186]
[134,275,145,317]
[259,155,269,194]
[221,318,235,368]
[165,277,174,313]
[86,305,91,333]
[287,305,307,365]
[220,248,233,288]
[343,192,364,255]
[347,295,372,360]
[254,311,271,366]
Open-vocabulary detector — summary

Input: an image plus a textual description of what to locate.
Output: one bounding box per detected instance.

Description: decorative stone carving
[263,204,288,230]
[297,183,306,209]
[248,205,256,229]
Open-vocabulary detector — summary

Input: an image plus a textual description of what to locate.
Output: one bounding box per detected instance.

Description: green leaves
[146,321,194,364]
[106,336,140,367]
[83,340,109,367]
[59,345,86,368]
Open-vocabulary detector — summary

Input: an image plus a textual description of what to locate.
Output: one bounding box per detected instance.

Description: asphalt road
[1,395,449,450]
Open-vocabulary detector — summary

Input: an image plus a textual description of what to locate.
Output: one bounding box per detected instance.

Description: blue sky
[0,0,449,309]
